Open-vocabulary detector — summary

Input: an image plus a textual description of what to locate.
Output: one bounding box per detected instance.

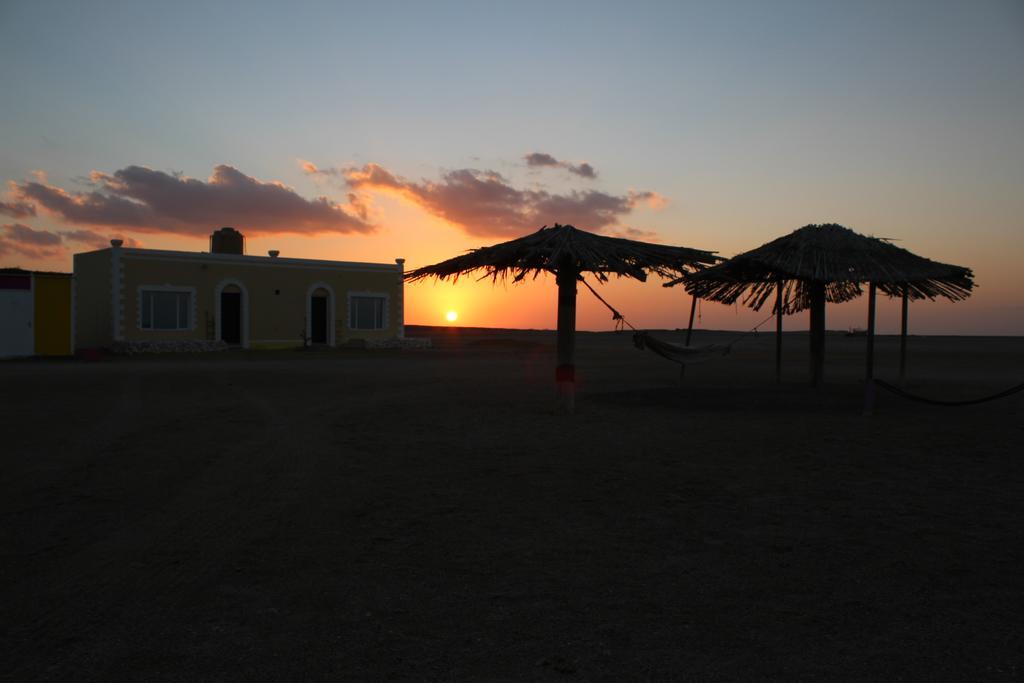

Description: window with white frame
[140,289,191,330]
[349,295,385,330]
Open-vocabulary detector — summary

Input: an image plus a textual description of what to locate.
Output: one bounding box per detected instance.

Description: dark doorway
[220,291,241,345]
[310,294,328,344]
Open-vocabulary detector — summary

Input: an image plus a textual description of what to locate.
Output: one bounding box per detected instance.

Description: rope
[578,277,1020,400]
[873,378,1024,407]
[578,275,777,361]
[723,312,777,346]
[578,276,637,331]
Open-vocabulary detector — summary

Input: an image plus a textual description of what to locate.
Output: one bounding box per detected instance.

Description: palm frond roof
[670,223,973,313]
[405,224,719,284]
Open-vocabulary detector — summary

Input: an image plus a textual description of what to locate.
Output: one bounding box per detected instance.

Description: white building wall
[0,287,34,358]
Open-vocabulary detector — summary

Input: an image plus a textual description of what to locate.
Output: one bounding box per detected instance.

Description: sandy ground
[1,326,1022,680]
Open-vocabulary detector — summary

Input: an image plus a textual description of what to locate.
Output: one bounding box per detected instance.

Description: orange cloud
[606,226,661,241]
[338,162,662,238]
[628,190,668,210]
[0,195,36,219]
[11,164,371,237]
[0,223,64,260]
[0,223,142,263]
[62,229,142,249]
[298,159,341,178]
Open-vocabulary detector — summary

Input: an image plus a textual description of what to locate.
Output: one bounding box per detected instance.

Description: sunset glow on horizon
[1,1,1021,335]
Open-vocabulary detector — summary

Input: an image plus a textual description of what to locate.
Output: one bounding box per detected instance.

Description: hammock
[578,276,1022,400]
[578,275,772,366]
[632,331,732,365]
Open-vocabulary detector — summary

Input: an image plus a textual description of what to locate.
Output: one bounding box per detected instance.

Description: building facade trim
[135,284,199,332]
[346,290,391,332]
[114,247,399,273]
[214,278,250,348]
[305,281,336,346]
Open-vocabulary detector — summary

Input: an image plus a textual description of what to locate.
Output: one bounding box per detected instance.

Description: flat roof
[77,246,401,272]
[0,267,72,277]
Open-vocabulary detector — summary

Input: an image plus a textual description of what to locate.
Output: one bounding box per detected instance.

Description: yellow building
[0,268,73,358]
[73,228,406,352]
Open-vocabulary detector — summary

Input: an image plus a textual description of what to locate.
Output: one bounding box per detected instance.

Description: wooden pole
[899,287,909,386]
[808,281,826,387]
[864,282,877,415]
[555,263,578,414]
[775,280,783,384]
[685,294,698,345]
[680,293,698,382]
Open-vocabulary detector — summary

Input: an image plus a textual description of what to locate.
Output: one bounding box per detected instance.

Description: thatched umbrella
[405,223,718,412]
[668,224,973,396]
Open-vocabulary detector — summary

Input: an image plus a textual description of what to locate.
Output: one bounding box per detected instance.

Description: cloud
[0,223,144,263]
[10,164,372,236]
[4,222,61,246]
[607,226,661,241]
[0,198,36,219]
[568,162,597,179]
[627,189,668,209]
[343,163,662,238]
[346,192,369,221]
[524,152,560,168]
[0,223,64,260]
[62,229,142,249]
[524,152,598,179]
[298,159,341,177]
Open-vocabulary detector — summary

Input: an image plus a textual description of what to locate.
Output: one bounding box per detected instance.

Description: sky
[1,0,1022,335]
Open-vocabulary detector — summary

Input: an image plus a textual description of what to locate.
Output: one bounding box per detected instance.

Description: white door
[0,288,33,357]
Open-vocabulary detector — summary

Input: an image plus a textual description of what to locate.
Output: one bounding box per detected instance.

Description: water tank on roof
[210,227,244,255]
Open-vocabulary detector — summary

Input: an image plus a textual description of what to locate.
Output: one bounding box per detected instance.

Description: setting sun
[445,310,458,323]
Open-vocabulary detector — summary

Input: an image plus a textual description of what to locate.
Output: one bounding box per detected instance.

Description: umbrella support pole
[864,283,877,415]
[809,281,826,387]
[775,281,783,384]
[685,294,698,345]
[680,294,698,382]
[556,265,578,414]
[899,288,909,386]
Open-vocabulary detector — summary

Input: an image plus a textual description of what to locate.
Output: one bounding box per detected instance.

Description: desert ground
[2,326,1022,680]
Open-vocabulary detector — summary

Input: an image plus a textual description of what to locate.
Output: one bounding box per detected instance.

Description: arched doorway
[215,279,248,348]
[220,285,242,345]
[309,287,330,345]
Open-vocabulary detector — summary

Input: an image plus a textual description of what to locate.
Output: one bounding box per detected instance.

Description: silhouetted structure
[74,230,406,352]
[405,223,718,412]
[210,227,245,255]
[0,268,72,358]
[668,224,974,402]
